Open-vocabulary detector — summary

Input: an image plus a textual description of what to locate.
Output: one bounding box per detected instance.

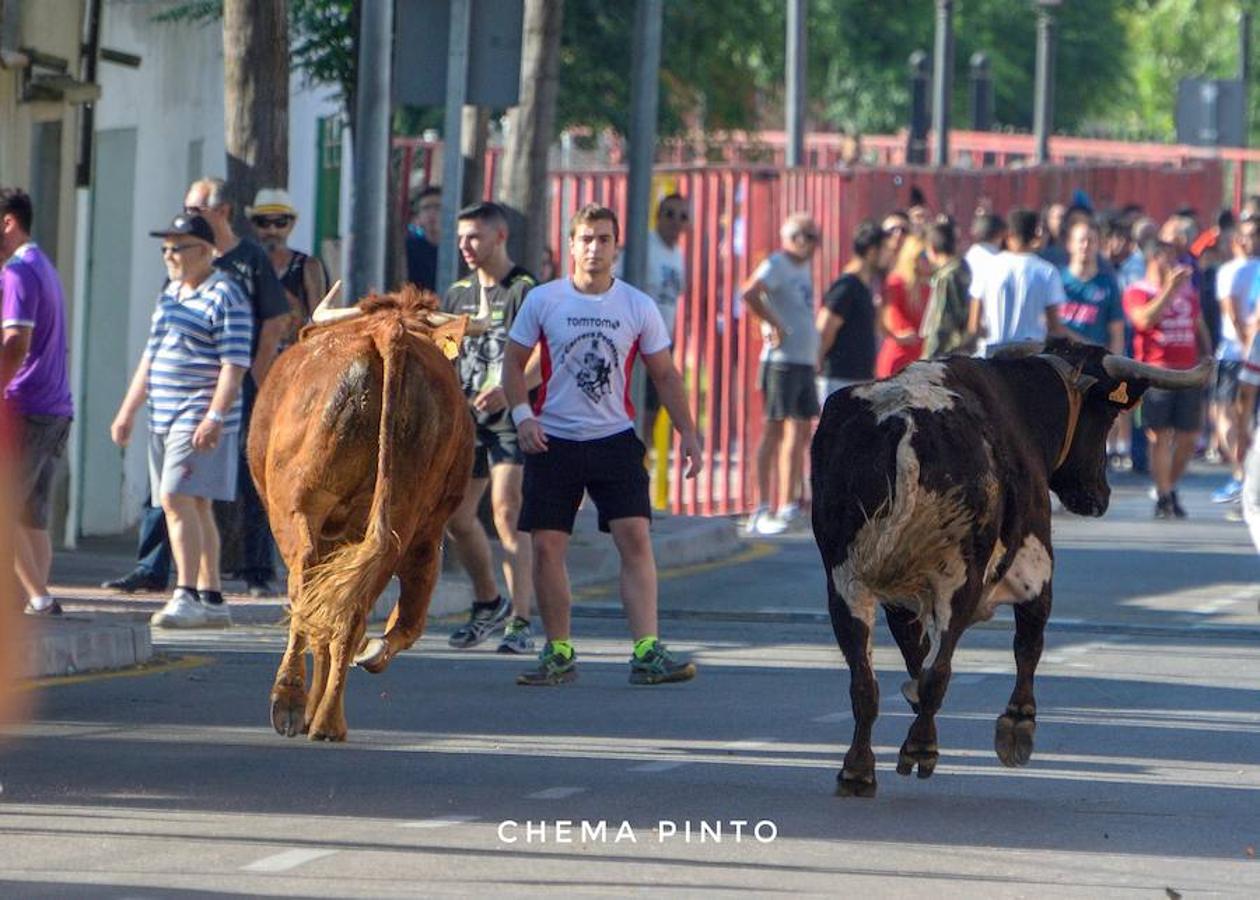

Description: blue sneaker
[1211,478,1243,504]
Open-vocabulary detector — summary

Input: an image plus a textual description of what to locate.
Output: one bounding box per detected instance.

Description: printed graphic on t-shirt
[561,332,618,403]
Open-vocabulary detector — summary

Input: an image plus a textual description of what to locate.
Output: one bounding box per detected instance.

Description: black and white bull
[810,339,1209,797]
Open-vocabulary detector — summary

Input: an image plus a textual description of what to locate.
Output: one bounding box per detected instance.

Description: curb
[25,616,153,679]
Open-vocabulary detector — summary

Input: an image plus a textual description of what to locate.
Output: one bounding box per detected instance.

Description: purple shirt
[2,243,74,417]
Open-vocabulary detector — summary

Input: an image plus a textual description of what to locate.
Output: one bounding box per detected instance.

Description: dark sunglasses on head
[252,215,294,229]
[161,243,199,256]
[792,230,820,242]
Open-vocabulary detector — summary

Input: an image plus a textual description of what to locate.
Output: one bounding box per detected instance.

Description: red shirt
[1122,280,1201,370]
[875,275,926,378]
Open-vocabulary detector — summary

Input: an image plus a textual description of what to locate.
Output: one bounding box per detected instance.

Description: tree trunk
[223,0,289,230]
[462,105,490,206]
[501,0,564,276]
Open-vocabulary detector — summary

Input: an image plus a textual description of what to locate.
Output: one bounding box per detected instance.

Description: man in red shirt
[1123,239,1212,518]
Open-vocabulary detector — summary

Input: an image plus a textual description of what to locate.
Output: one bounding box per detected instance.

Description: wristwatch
[207,410,225,424]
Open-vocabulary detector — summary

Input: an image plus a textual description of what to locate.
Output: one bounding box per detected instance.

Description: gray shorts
[149,428,239,505]
[759,362,820,421]
[18,414,71,529]
[1141,387,1203,433]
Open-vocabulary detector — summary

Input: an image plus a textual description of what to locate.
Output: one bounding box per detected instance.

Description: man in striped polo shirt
[111,214,253,628]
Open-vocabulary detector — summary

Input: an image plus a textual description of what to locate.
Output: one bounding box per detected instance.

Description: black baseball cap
[149,213,215,245]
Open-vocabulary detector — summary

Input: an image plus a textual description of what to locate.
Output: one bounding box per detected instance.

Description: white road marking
[527,786,587,800]
[1191,598,1238,615]
[951,673,993,685]
[629,760,687,772]
[241,848,337,872]
[812,711,851,723]
[725,737,774,750]
[397,815,479,829]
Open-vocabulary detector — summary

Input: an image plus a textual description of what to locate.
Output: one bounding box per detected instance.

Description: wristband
[510,404,535,426]
[207,410,225,424]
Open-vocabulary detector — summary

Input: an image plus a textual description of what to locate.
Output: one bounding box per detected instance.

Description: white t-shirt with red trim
[508,277,671,441]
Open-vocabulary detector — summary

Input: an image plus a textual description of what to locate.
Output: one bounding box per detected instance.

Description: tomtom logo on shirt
[565,316,621,329]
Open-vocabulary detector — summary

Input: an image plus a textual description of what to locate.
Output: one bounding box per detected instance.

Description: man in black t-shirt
[815,220,888,404]
[440,202,539,654]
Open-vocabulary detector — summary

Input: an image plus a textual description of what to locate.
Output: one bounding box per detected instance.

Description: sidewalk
[27,507,741,678]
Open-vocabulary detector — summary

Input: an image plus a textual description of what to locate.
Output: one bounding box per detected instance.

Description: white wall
[77,1,340,535]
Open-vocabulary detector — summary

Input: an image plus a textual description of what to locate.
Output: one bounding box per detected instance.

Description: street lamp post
[1033,0,1062,165]
[908,50,930,165]
[931,0,954,167]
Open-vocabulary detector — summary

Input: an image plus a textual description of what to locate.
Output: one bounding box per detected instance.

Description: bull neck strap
[1036,354,1087,471]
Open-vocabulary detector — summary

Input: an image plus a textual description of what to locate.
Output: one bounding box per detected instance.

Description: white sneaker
[201,600,233,628]
[151,589,208,628]
[776,503,802,527]
[755,513,788,536]
[744,507,770,535]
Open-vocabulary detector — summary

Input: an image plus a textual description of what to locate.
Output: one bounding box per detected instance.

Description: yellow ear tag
[440,336,459,360]
[1108,382,1129,404]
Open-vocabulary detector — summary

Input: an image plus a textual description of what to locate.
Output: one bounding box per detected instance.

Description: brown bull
[248,286,473,741]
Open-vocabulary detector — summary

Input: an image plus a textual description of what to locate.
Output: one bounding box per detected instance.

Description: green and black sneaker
[629,640,697,685]
[517,641,578,686]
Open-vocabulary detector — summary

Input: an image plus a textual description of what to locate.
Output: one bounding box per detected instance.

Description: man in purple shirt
[1,188,74,616]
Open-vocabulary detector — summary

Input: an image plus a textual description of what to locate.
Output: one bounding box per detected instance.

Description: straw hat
[246,188,297,218]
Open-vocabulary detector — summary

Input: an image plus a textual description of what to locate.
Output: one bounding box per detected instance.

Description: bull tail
[296,322,408,643]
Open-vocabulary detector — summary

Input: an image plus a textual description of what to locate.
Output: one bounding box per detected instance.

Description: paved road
[1,470,1258,896]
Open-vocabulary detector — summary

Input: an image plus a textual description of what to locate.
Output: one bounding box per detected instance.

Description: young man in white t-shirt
[969,207,1068,356]
[1210,216,1260,504]
[504,204,703,687]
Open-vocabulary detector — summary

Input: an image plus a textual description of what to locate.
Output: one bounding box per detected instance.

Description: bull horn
[1102,355,1213,389]
[310,280,364,325]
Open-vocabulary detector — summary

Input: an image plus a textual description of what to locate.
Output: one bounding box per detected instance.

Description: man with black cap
[110,214,253,628]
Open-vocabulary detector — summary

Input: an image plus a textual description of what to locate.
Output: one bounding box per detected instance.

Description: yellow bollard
[652,407,673,510]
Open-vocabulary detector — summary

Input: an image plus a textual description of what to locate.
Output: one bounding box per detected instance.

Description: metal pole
[1241,9,1252,147]
[347,0,393,303]
[931,0,953,167]
[624,0,662,292]
[907,50,930,165]
[1033,4,1056,165]
[436,0,473,296]
[785,0,807,167]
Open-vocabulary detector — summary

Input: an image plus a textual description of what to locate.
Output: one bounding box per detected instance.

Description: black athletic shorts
[1142,386,1203,433]
[471,424,523,479]
[518,428,651,533]
[19,414,71,530]
[759,361,820,421]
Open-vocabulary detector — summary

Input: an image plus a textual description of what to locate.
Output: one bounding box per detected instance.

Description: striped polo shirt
[144,270,253,434]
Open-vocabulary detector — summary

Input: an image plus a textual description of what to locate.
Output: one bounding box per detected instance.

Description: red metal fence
[391,135,1223,516]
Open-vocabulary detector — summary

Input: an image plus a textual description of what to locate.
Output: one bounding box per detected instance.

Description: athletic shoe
[199,600,233,628]
[775,504,803,528]
[151,588,208,628]
[1211,478,1243,504]
[497,616,536,654]
[1225,505,1245,522]
[1154,495,1173,519]
[743,507,770,536]
[448,596,510,648]
[101,568,167,593]
[244,577,278,598]
[24,599,63,616]
[1169,490,1187,519]
[629,640,697,685]
[517,642,577,686]
[753,512,788,536]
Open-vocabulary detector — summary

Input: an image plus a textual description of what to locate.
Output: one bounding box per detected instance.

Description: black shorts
[1142,387,1203,433]
[1213,360,1241,404]
[759,362,820,421]
[518,428,651,533]
[19,414,71,529]
[471,424,523,479]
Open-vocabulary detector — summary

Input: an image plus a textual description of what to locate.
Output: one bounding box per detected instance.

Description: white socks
[27,595,55,611]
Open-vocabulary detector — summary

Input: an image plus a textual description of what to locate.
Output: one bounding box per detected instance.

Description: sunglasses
[791,230,820,242]
[661,209,690,222]
[161,243,200,256]
[252,215,293,229]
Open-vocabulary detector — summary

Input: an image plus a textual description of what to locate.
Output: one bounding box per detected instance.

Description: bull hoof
[308,726,347,743]
[900,679,921,714]
[354,637,391,674]
[835,769,877,798]
[995,704,1036,767]
[269,692,305,738]
[896,741,939,779]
